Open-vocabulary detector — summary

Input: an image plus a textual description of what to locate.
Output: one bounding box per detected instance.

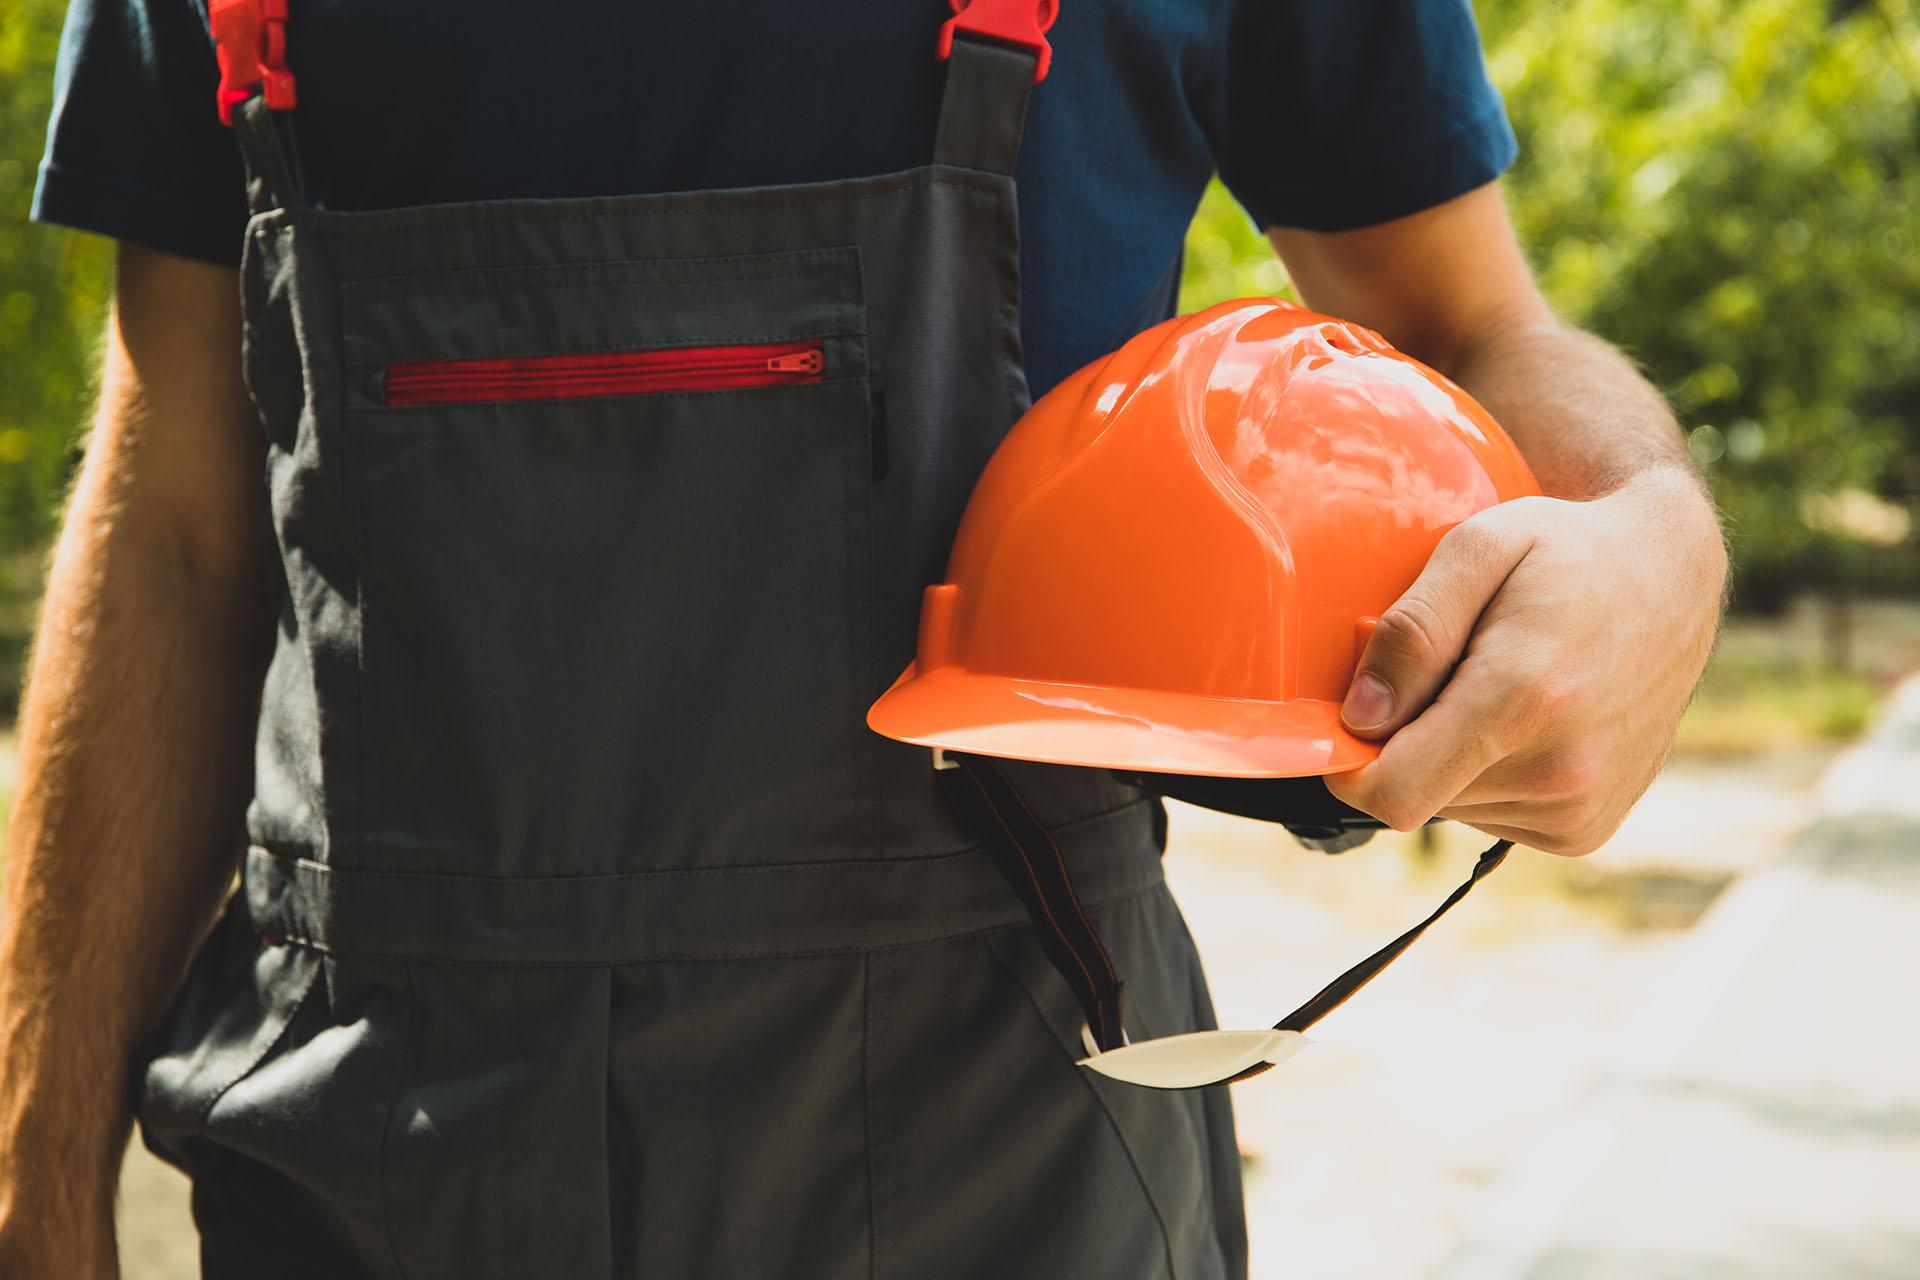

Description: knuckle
[1373,791,1435,833]
[1437,512,1512,563]
[1500,494,1566,529]
[1373,596,1454,668]
[1537,747,1607,802]
[1534,675,1584,723]
[1502,667,1581,745]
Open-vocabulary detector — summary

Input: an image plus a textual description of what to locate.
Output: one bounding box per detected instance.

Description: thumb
[1341,513,1534,740]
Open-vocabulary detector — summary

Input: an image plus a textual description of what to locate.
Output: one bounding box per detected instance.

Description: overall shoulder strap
[210,0,305,213]
[231,97,304,216]
[932,1,1058,176]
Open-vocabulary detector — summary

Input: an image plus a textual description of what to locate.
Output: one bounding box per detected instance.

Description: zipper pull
[767,350,824,375]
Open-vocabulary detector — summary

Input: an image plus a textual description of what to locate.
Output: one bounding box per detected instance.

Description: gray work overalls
[136,16,1246,1277]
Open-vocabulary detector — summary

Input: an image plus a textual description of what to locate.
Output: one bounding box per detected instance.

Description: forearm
[0,252,273,1261]
[1444,319,1695,502]
[1442,320,1729,610]
[0,490,269,1219]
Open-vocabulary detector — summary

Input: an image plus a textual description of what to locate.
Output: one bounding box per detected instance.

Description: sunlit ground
[0,601,1906,1279]
[1171,598,1920,1279]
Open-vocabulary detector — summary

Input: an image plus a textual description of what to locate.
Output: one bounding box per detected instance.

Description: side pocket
[333,248,875,875]
[138,893,323,1165]
[140,902,416,1274]
[988,886,1247,1280]
[867,893,1242,1280]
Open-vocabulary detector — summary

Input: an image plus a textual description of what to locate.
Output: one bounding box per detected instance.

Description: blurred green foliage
[1674,648,1878,753]
[3,0,1918,627]
[1,0,112,704]
[1,0,110,556]
[1186,0,1920,606]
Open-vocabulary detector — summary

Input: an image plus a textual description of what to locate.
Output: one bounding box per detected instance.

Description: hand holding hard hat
[869,297,1538,1089]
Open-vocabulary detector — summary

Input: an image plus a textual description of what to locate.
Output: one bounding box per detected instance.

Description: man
[0,0,1726,1275]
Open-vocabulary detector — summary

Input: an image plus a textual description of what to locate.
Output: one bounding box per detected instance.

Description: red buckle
[211,0,297,127]
[937,0,1058,83]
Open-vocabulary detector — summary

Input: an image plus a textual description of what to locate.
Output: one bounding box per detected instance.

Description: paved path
[1436,676,1920,1280]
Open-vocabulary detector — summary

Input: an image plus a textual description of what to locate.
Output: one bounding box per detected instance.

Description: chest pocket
[337,248,873,876]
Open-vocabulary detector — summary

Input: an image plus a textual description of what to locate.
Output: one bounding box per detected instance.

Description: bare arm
[0,245,274,1273]
[1272,180,1688,499]
[1270,183,1728,854]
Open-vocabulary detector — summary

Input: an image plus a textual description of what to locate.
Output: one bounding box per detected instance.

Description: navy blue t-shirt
[33,1,1515,397]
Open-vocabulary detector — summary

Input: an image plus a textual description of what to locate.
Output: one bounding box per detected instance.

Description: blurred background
[3,0,1918,1276]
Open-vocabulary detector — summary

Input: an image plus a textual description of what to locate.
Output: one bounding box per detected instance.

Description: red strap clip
[211,0,297,127]
[937,0,1059,83]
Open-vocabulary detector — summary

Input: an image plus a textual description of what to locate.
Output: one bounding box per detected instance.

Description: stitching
[253,876,1166,970]
[839,334,874,865]
[265,176,1003,239]
[339,252,863,357]
[352,262,861,306]
[378,962,415,1280]
[331,239,380,877]
[242,796,1150,881]
[863,951,882,1280]
[960,767,1108,1046]
[346,246,862,292]
[987,761,1122,990]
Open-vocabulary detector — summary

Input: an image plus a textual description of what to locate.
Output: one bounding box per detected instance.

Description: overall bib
[137,17,1247,1277]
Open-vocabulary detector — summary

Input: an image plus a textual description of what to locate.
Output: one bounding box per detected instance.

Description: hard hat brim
[867,663,1379,779]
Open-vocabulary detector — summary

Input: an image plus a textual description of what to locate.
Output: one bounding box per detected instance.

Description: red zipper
[383,341,825,407]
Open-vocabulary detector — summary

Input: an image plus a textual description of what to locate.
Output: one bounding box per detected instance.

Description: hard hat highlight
[867,298,1540,779]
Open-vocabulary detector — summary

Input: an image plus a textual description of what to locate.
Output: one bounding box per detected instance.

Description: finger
[1341,512,1534,740]
[1326,659,1515,830]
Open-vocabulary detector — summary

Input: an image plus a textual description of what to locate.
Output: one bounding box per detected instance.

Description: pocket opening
[383,340,826,407]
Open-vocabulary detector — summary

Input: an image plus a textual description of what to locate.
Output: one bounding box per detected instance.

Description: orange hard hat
[870,298,1541,1089]
[867,297,1540,780]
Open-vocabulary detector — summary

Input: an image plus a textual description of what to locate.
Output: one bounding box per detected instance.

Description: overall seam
[987,936,1182,1280]
[350,258,862,302]
[262,174,1003,240]
[244,229,341,877]
[331,233,380,875]
[249,874,1168,970]
[246,794,1152,877]
[863,950,883,1280]
[377,961,416,1280]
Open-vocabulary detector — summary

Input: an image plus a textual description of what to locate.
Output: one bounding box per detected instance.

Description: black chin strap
[938,753,1129,1052]
[1225,838,1510,1083]
[940,751,1511,1083]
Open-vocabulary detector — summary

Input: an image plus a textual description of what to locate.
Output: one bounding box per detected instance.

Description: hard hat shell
[867,298,1540,779]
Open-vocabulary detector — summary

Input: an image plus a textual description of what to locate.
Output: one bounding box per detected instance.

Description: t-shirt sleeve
[1207,0,1518,232]
[31,0,249,265]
